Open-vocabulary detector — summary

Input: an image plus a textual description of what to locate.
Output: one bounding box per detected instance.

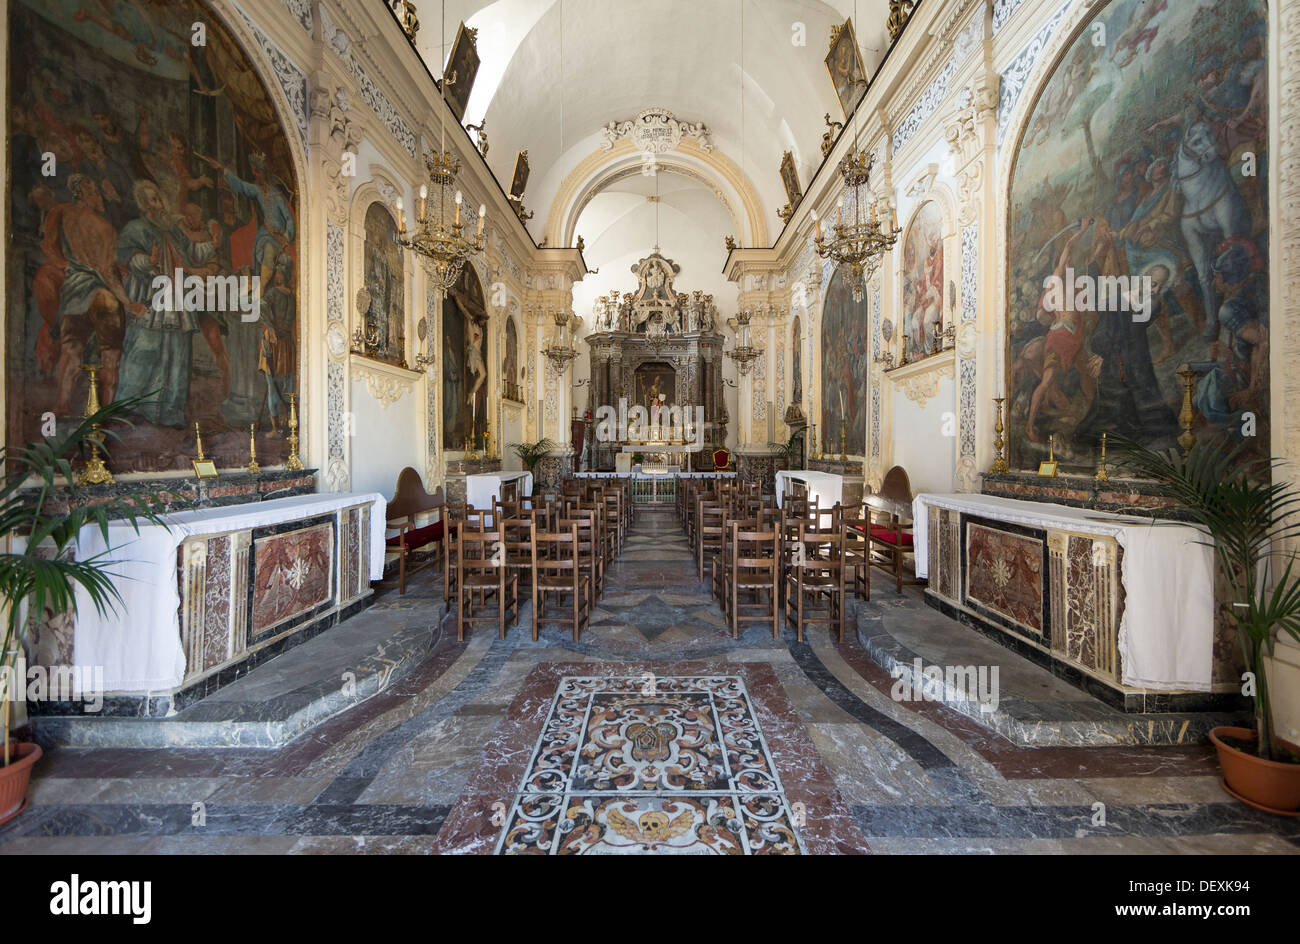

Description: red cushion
[869,524,913,547]
[386,521,445,549]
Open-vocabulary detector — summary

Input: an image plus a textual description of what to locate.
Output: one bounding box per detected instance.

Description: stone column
[944,69,999,493]
[309,75,360,493]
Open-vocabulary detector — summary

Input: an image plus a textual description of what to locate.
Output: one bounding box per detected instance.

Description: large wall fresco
[1006,0,1267,473]
[820,265,868,457]
[362,202,406,367]
[6,0,299,471]
[902,200,945,364]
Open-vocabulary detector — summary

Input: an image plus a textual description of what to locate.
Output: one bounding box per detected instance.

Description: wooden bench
[377,467,449,594]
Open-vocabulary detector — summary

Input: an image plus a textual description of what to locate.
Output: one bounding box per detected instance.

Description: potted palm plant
[1117,437,1300,814]
[510,437,558,476]
[0,400,166,824]
[768,429,806,471]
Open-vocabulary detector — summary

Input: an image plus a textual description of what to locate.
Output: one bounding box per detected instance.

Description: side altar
[584,251,728,470]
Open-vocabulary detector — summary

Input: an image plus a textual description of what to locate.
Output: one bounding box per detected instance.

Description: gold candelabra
[1095,432,1110,483]
[989,397,1009,474]
[1176,363,1201,455]
[77,365,113,485]
[395,152,486,296]
[285,394,305,471]
[246,424,260,475]
[811,150,901,301]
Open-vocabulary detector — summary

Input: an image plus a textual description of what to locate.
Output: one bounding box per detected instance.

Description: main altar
[584,251,728,470]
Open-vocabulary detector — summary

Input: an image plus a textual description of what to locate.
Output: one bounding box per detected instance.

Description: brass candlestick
[989,397,1009,474]
[77,365,114,485]
[285,394,305,471]
[195,422,206,461]
[839,418,847,462]
[1094,432,1110,483]
[811,424,820,460]
[1176,363,1201,455]
[246,424,261,475]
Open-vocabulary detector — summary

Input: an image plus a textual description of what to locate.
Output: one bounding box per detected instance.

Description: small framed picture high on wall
[779,150,802,210]
[825,19,868,120]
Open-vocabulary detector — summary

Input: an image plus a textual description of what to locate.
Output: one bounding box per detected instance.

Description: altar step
[855,594,1248,748]
[24,585,442,750]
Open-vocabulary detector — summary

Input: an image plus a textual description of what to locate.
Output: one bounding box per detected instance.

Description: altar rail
[572,471,734,505]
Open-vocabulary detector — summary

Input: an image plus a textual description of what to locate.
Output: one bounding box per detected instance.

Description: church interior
[1,0,1299,862]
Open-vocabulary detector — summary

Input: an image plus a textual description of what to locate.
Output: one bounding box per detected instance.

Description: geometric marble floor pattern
[2,506,1297,854]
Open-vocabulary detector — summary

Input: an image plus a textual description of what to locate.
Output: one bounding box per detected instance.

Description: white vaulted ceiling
[407,0,892,246]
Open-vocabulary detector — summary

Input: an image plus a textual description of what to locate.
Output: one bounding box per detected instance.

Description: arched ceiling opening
[569,169,735,326]
[407,0,892,243]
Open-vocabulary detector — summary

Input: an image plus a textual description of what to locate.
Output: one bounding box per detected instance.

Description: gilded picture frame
[779,150,802,210]
[825,18,868,120]
[444,22,480,122]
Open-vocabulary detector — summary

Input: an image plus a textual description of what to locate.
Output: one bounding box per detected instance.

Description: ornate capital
[945,74,999,169]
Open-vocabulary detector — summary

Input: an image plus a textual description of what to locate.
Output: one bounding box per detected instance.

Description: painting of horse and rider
[1007,0,1267,474]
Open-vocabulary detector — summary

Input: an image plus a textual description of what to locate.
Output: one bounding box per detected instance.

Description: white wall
[348,379,424,498]
[890,375,956,494]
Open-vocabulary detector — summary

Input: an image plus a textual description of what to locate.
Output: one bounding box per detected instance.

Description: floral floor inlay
[496,676,804,854]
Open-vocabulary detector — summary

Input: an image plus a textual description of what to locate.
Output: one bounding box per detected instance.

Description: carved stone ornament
[326,323,348,358]
[601,107,714,153]
[890,356,955,407]
[353,359,415,408]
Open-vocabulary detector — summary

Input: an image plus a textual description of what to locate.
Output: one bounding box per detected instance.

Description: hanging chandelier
[812,149,899,302]
[394,0,484,296]
[542,307,580,374]
[726,307,762,376]
[395,152,485,296]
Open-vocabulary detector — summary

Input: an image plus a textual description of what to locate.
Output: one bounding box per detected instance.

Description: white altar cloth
[465,471,533,512]
[775,471,844,511]
[913,493,1214,691]
[60,492,385,693]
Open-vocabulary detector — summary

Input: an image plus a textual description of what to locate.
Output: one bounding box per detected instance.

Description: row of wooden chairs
[680,471,920,643]
[443,476,635,642]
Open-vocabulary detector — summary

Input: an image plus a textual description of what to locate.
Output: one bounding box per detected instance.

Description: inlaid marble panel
[964,521,1045,638]
[200,536,232,673]
[498,675,803,855]
[251,523,334,636]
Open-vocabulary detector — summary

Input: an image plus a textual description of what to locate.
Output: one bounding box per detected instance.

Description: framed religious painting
[509,149,530,200]
[779,150,802,210]
[444,22,480,122]
[825,18,868,120]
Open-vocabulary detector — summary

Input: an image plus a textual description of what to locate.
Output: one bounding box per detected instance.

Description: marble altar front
[24,493,385,716]
[914,493,1243,712]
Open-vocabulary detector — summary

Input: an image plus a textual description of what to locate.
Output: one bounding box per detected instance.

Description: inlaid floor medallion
[497,675,803,854]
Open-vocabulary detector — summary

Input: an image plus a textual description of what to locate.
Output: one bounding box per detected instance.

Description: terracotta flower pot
[0,741,42,825]
[1209,726,1300,816]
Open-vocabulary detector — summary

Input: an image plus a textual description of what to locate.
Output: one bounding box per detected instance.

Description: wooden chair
[601,489,624,557]
[532,522,590,642]
[377,468,447,595]
[500,512,536,591]
[784,521,847,642]
[842,513,872,601]
[726,521,780,639]
[443,504,491,603]
[697,500,725,580]
[560,511,603,603]
[866,466,922,593]
[454,524,519,641]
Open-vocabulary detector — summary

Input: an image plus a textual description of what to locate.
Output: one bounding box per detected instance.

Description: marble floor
[2,507,1297,854]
